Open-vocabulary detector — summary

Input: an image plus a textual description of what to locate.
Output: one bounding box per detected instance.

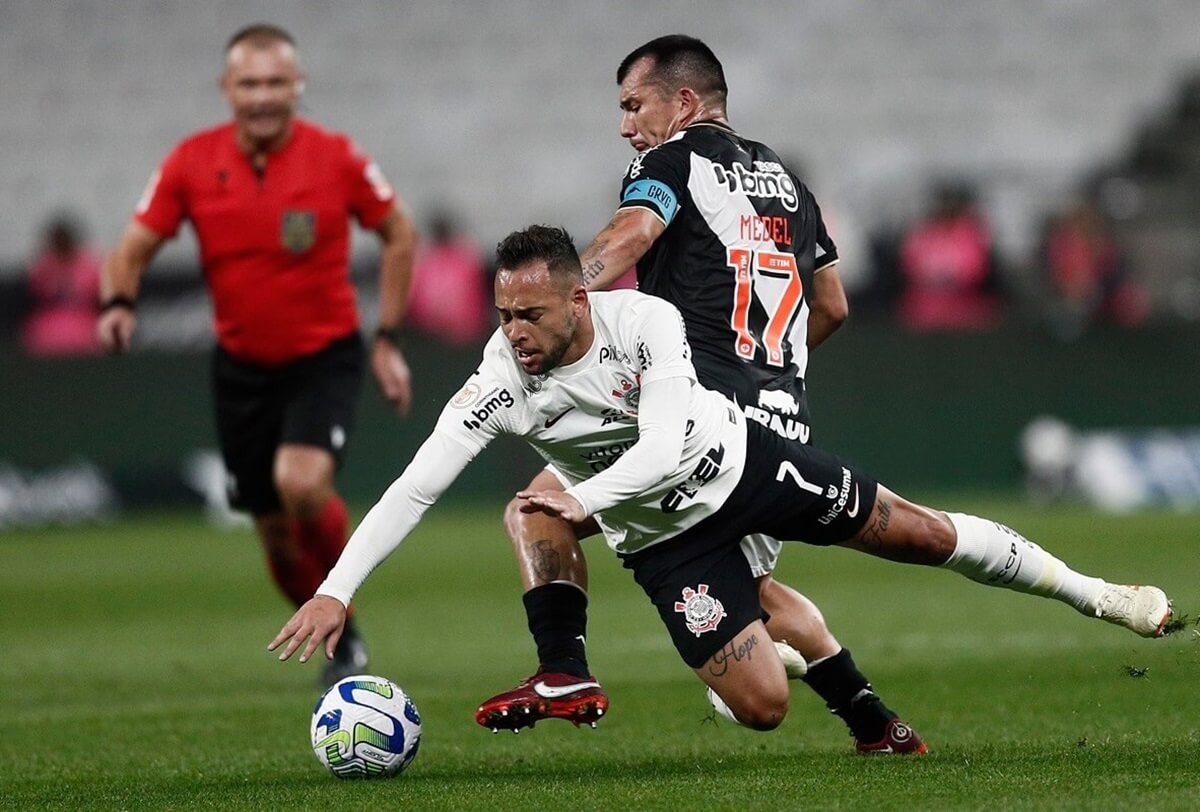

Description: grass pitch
[2,497,1198,810]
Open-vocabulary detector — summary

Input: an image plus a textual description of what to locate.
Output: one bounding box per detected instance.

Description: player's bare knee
[274,469,328,519]
[730,689,789,731]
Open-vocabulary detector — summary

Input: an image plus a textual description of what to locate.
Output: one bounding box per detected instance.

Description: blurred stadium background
[4,1,1200,522]
[3,3,1200,806]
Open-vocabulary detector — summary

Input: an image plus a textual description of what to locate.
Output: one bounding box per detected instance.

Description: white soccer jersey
[317,290,747,606]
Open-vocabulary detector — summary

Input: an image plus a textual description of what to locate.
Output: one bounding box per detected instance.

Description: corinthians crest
[674,584,726,637]
[610,372,640,411]
[281,210,317,253]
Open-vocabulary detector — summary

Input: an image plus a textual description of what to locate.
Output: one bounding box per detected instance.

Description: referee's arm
[98,221,167,353]
[371,204,418,415]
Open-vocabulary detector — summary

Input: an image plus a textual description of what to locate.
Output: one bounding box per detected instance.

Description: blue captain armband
[621,179,679,225]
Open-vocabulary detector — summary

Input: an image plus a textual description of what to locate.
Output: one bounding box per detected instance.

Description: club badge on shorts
[674,584,727,637]
[281,210,317,253]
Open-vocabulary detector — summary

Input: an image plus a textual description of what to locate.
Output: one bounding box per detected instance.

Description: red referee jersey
[135,118,395,365]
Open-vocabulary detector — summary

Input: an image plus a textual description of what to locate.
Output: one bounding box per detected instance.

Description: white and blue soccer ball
[311,675,422,779]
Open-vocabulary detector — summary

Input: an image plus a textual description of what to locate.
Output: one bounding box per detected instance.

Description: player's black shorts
[621,420,878,668]
[212,332,365,514]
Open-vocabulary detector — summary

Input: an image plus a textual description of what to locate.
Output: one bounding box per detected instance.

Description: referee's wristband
[374,326,404,348]
[99,295,137,314]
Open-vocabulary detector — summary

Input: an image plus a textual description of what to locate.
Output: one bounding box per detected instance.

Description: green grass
[1,498,1198,810]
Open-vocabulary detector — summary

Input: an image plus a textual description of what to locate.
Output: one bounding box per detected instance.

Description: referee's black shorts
[621,420,878,668]
[212,332,365,514]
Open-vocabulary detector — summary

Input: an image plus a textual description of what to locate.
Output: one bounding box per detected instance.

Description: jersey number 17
[726,248,803,367]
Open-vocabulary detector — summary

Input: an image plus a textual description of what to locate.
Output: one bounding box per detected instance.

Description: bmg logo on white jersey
[462,388,515,430]
[710,162,799,212]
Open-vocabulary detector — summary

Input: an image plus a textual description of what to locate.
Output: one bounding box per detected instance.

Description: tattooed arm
[580,208,665,290]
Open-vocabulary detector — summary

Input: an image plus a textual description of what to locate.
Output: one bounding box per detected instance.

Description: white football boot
[1092,584,1173,638]
[774,640,809,679]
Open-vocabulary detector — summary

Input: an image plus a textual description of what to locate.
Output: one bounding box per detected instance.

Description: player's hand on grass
[371,340,413,417]
[516,489,586,523]
[268,595,347,664]
[97,307,137,354]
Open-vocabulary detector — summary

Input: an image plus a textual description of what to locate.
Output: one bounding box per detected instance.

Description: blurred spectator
[407,211,491,345]
[1041,199,1148,337]
[21,213,102,356]
[898,181,1002,331]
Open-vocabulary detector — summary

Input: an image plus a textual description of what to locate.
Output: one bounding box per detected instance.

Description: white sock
[706,687,744,726]
[942,512,1105,614]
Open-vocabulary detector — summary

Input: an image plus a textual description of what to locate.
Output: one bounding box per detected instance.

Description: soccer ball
[310,675,422,779]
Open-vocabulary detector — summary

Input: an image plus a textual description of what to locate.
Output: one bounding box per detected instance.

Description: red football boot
[855,719,929,755]
[475,669,609,733]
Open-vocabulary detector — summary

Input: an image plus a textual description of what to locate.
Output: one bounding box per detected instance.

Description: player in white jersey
[492,35,914,752]
[270,226,1173,738]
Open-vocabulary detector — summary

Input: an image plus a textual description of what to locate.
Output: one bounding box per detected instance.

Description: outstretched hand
[267,595,347,664]
[516,489,586,523]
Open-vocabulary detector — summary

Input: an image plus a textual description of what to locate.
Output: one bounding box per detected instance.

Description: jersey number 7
[726,248,803,367]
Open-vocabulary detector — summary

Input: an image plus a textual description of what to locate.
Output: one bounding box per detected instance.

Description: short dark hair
[617,35,727,103]
[495,225,582,286]
[226,23,295,53]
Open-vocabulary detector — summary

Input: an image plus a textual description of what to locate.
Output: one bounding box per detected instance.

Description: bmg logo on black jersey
[710,162,799,212]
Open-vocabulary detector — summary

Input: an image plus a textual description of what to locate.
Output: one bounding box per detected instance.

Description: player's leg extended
[697,620,789,731]
[840,485,1173,637]
[747,541,926,753]
[475,469,607,732]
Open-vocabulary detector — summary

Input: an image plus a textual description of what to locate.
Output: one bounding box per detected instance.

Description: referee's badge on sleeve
[281,210,316,253]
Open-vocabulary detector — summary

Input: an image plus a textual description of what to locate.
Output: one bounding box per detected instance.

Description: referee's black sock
[801,647,896,743]
[523,582,590,679]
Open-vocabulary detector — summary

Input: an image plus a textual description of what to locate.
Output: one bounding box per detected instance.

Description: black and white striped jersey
[618,122,838,443]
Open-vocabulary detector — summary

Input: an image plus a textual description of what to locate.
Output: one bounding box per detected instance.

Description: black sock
[801,647,896,742]
[333,615,360,658]
[523,582,589,679]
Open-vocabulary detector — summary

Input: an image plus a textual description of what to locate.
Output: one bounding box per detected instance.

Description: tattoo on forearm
[581,218,622,287]
[582,259,606,286]
[707,633,759,677]
[859,497,892,550]
[530,539,561,583]
[581,239,610,286]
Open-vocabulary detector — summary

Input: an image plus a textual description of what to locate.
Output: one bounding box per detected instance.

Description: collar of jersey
[685,120,736,135]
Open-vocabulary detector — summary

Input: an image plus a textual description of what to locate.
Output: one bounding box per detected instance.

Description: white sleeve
[316,430,476,607]
[564,374,691,517]
[630,299,697,386]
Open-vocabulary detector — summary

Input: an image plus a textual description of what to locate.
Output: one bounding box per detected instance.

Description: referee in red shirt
[99,24,417,686]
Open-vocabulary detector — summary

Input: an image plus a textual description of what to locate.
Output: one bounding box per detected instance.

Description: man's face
[220,41,302,147]
[619,57,684,152]
[495,262,585,376]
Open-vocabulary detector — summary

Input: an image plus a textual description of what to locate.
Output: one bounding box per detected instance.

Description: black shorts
[212,332,365,513]
[621,420,878,668]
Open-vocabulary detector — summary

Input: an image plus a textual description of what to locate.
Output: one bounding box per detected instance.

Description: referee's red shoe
[475,669,608,733]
